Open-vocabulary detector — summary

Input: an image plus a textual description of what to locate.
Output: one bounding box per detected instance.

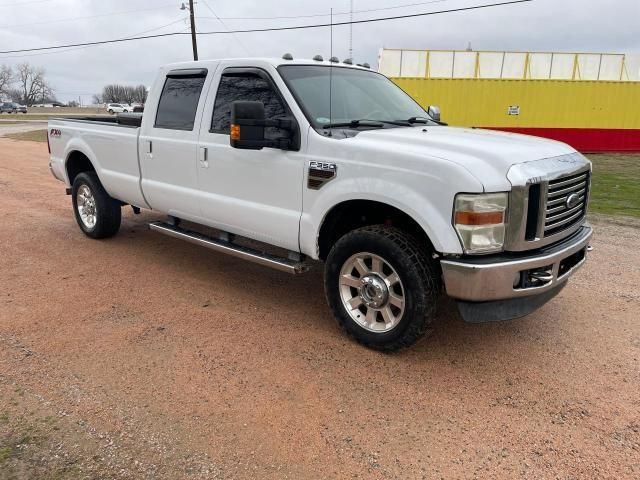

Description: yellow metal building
[380,49,640,152]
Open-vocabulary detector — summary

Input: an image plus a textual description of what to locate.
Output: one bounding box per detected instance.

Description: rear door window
[155,73,207,131]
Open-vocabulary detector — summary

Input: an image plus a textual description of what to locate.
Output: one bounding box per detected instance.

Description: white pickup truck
[48,56,593,350]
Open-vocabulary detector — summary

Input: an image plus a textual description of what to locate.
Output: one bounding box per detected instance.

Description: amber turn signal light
[230,124,240,141]
[455,211,505,226]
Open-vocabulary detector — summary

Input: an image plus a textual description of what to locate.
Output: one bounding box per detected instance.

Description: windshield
[278,65,431,128]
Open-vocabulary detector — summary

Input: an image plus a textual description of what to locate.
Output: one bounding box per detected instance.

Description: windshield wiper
[406,116,430,124]
[322,119,385,129]
[405,116,447,126]
[322,118,414,129]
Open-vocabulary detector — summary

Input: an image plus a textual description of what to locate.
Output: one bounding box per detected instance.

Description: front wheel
[72,172,121,239]
[325,225,440,351]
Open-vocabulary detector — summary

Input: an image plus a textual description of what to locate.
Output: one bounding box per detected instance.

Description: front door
[197,67,305,252]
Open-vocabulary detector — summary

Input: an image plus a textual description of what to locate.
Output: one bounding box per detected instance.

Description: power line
[0,1,534,55]
[200,0,251,56]
[0,0,142,8]
[0,17,188,59]
[199,0,452,21]
[0,3,177,29]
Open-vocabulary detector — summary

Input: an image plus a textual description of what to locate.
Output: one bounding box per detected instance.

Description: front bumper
[440,224,592,302]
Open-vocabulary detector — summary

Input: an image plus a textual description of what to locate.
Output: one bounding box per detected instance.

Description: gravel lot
[0,137,638,479]
[0,121,47,136]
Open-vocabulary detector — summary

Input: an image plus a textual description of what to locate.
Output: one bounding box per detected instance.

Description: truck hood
[354,126,576,191]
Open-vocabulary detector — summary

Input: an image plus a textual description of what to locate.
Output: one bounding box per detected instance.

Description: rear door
[139,67,211,222]
[196,66,305,252]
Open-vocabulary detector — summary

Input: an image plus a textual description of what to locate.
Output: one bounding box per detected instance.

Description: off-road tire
[72,172,121,239]
[325,225,440,351]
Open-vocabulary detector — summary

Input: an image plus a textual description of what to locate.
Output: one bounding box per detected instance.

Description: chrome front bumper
[441,225,592,302]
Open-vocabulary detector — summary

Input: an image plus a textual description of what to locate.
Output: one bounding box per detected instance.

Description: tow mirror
[230,101,295,150]
[427,105,441,123]
[230,101,265,150]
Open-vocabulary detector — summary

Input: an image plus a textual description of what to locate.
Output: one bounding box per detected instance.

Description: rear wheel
[325,225,440,351]
[72,172,121,239]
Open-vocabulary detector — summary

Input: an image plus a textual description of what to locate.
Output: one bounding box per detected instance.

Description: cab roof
[162,57,373,71]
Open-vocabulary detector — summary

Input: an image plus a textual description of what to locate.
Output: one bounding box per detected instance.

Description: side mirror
[427,105,441,123]
[230,101,266,150]
[230,100,295,150]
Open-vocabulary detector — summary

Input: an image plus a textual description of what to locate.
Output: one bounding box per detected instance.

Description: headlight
[453,193,508,254]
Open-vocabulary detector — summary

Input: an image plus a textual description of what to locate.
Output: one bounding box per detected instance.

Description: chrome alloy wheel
[338,252,406,333]
[77,184,97,229]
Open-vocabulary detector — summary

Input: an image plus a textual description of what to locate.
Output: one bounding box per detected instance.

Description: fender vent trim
[308,161,337,190]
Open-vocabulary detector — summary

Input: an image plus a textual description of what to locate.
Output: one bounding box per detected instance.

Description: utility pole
[181,1,198,61]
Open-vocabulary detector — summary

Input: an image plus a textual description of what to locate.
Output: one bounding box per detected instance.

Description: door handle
[145,140,152,155]
[199,146,209,168]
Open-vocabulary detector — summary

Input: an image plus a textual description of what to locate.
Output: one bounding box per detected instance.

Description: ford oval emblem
[565,193,581,209]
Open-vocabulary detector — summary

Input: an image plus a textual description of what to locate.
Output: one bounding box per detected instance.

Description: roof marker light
[313,55,324,62]
[282,53,293,60]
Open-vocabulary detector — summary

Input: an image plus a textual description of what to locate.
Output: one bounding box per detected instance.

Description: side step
[149,221,309,275]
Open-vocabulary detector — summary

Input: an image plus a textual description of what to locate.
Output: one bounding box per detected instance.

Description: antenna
[328,8,334,136]
[349,0,353,60]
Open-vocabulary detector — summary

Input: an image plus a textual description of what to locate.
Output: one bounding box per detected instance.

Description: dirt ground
[0,137,638,479]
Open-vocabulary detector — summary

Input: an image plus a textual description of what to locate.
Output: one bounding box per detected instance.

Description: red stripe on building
[488,128,640,153]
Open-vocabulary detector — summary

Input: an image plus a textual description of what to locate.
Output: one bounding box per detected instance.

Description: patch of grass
[586,154,640,219]
[5,130,48,143]
[0,446,12,464]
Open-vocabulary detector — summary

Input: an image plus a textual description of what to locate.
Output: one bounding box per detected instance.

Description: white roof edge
[162,57,372,70]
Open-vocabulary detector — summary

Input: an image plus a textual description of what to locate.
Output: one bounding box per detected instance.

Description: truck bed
[48,115,148,209]
[52,113,143,128]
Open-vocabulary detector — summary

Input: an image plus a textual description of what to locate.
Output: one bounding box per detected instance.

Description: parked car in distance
[17,104,27,113]
[48,57,593,351]
[106,103,129,114]
[0,102,18,113]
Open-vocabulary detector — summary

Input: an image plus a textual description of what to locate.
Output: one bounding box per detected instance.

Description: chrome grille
[543,171,589,237]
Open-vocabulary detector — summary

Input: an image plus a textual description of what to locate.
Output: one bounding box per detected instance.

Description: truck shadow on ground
[107,211,566,364]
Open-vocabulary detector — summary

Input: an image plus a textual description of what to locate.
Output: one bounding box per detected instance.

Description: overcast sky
[0,0,638,103]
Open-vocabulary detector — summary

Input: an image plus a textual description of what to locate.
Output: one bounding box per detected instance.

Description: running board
[149,221,309,275]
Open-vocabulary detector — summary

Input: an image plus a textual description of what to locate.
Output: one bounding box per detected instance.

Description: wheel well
[66,151,95,186]
[318,200,434,260]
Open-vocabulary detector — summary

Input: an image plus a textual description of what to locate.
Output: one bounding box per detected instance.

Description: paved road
[0,138,638,479]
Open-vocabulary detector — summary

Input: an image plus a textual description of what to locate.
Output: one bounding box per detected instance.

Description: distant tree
[101,84,126,103]
[131,84,148,104]
[16,63,54,106]
[7,88,23,103]
[0,65,13,97]
[92,93,103,105]
[67,100,80,107]
[100,84,148,104]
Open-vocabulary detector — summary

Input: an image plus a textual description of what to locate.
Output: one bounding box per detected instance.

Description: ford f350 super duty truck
[48,56,593,351]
